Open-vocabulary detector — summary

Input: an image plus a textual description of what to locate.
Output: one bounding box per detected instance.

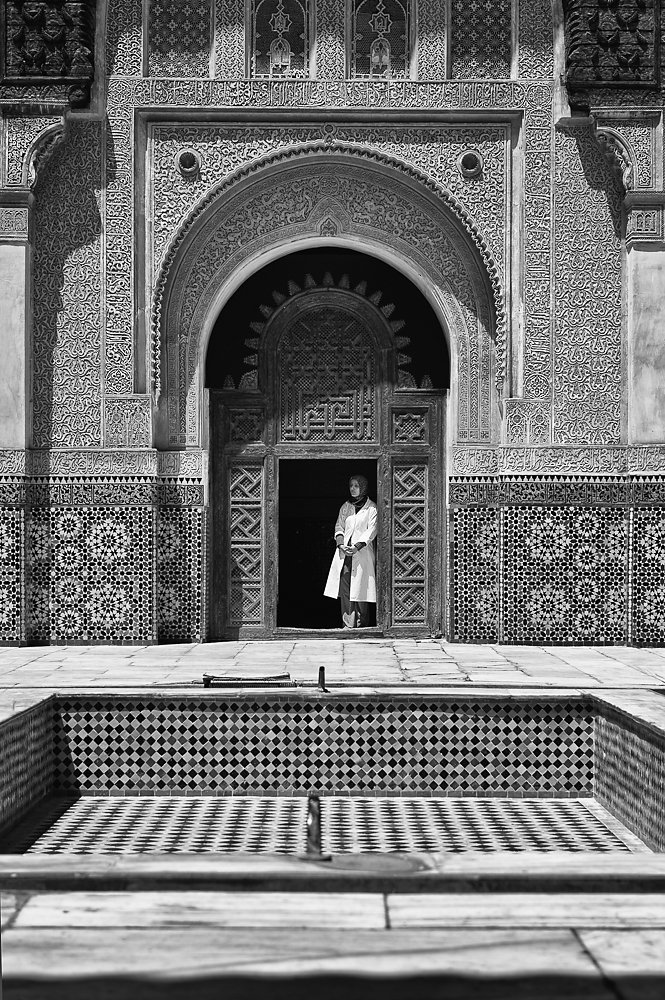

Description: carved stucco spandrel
[151,144,505,450]
[3,116,63,188]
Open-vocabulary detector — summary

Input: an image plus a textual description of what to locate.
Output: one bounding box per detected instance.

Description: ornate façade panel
[315,0,345,77]
[417,0,447,79]
[392,463,428,625]
[105,90,135,396]
[159,159,498,448]
[214,0,245,77]
[157,505,205,642]
[518,0,554,80]
[450,504,499,643]
[553,126,623,445]
[250,0,310,78]
[105,0,143,76]
[0,504,25,644]
[562,0,660,89]
[148,0,212,78]
[27,501,156,644]
[149,123,509,287]
[349,0,412,79]
[450,0,511,79]
[502,504,627,644]
[32,120,103,448]
[521,84,554,402]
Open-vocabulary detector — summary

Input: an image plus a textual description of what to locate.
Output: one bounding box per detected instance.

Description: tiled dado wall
[450,478,665,644]
[595,707,665,852]
[0,698,53,832]
[0,479,206,646]
[52,697,595,797]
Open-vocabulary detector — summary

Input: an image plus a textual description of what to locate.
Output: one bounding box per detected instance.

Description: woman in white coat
[324,474,378,628]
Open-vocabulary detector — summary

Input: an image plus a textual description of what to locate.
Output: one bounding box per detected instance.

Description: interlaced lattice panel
[450,0,511,78]
[631,507,665,644]
[350,0,411,78]
[157,507,205,642]
[0,507,24,644]
[503,505,627,644]
[228,465,264,626]
[315,0,345,76]
[148,0,212,77]
[250,0,310,78]
[392,465,428,625]
[450,507,499,642]
[52,698,595,796]
[27,504,155,644]
[278,306,376,442]
[392,411,427,443]
[595,712,665,852]
[3,795,644,855]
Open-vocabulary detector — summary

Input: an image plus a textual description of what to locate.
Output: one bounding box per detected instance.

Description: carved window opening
[249,0,310,78]
[450,0,512,79]
[349,0,411,78]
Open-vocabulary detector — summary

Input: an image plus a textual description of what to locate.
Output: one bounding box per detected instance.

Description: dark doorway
[278,459,378,629]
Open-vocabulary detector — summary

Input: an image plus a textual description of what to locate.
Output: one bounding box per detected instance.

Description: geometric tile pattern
[503,505,627,644]
[0,700,54,835]
[451,0,511,78]
[27,505,156,645]
[157,507,205,642]
[595,712,665,852]
[148,0,212,77]
[451,505,499,642]
[631,507,665,645]
[322,797,643,854]
[392,465,428,625]
[0,506,24,644]
[53,699,595,796]
[1,794,643,855]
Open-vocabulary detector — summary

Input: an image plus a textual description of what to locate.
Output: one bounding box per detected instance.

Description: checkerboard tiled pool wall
[1,695,664,852]
[52,697,595,796]
[0,698,53,832]
[595,708,665,852]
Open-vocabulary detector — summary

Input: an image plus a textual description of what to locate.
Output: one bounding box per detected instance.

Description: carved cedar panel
[315,0,345,76]
[392,464,428,625]
[278,305,376,442]
[228,465,264,627]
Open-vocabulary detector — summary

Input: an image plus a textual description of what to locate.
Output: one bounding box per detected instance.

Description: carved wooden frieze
[562,0,660,89]
[1,0,96,106]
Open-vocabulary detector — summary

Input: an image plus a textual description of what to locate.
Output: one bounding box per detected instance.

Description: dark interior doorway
[278,459,378,629]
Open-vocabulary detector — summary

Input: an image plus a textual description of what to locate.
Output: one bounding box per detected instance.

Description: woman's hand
[341,545,355,556]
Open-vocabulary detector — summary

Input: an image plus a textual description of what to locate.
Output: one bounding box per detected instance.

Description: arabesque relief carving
[153,148,502,449]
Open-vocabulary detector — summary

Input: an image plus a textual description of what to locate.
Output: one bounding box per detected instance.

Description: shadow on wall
[31,119,112,449]
[5,971,665,1000]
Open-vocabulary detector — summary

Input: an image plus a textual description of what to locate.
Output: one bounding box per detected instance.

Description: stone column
[625,194,665,444]
[0,189,32,449]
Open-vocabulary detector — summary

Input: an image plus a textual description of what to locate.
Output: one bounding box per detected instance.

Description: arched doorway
[207,249,449,637]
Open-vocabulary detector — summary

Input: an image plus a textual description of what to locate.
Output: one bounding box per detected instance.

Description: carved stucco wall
[154,148,502,449]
